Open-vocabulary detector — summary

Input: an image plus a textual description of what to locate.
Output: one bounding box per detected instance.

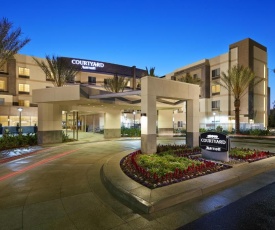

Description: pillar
[186,99,200,147]
[158,110,174,135]
[141,94,157,153]
[37,103,62,144]
[104,110,121,138]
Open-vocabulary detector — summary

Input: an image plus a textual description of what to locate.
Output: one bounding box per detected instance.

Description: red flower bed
[120,148,231,189]
[229,148,275,163]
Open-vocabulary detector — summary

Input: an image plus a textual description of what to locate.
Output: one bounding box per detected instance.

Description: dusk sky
[2,0,275,106]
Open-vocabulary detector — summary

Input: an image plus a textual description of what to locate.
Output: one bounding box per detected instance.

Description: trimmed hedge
[0,133,37,151]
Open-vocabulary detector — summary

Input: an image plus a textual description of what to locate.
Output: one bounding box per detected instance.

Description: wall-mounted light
[141,113,147,117]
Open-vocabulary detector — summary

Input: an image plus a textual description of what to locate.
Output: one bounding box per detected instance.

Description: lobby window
[212,84,220,95]
[19,67,30,78]
[19,83,30,94]
[0,98,4,105]
[212,68,220,78]
[212,100,220,110]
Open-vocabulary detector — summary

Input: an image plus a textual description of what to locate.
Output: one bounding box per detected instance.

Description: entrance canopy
[33,77,200,148]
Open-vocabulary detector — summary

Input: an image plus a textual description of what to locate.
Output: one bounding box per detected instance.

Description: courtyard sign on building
[199,132,229,162]
[61,57,147,77]
[71,59,105,71]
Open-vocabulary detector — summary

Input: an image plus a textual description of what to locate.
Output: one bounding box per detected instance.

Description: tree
[178,72,202,85]
[218,65,263,134]
[0,18,30,69]
[268,100,275,127]
[104,73,129,93]
[146,67,157,77]
[33,55,79,87]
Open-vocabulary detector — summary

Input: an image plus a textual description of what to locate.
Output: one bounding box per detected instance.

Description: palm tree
[218,65,263,134]
[0,18,30,69]
[33,55,79,87]
[178,73,202,85]
[104,73,129,93]
[146,67,157,77]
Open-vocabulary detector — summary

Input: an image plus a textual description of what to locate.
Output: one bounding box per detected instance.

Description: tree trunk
[234,98,240,134]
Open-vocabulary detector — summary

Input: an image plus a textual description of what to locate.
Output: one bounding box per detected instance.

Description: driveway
[1,133,275,229]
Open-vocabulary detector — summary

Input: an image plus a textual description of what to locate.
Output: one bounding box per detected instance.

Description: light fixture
[213,112,216,130]
[133,110,136,128]
[18,108,23,132]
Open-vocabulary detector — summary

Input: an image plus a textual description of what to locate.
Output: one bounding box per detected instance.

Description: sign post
[199,131,229,162]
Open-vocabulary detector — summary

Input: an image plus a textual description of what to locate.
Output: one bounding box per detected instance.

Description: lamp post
[133,111,136,128]
[213,112,216,130]
[18,108,23,133]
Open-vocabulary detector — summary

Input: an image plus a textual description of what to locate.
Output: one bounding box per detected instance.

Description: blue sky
[2,0,275,106]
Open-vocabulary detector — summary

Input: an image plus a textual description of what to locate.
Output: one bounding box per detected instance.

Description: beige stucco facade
[165,38,268,131]
[0,38,270,136]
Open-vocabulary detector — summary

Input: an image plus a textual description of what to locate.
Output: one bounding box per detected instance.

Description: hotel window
[0,80,5,91]
[178,121,184,128]
[19,83,30,94]
[0,62,7,73]
[19,100,30,107]
[88,76,96,84]
[212,100,220,110]
[212,68,220,78]
[19,67,30,78]
[212,84,220,95]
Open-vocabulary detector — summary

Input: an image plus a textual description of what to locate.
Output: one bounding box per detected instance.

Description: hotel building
[165,38,269,131]
[0,38,269,133]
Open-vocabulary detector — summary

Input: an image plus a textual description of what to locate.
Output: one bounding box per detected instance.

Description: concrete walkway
[0,132,275,229]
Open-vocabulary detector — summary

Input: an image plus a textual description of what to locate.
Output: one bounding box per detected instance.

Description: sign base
[202,149,229,162]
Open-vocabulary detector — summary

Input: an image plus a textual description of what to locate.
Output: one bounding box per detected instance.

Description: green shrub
[62,131,70,142]
[216,125,223,132]
[136,152,203,177]
[121,127,141,137]
[0,133,37,151]
[199,128,207,133]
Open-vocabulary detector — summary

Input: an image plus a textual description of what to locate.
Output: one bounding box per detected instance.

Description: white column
[158,110,174,135]
[104,110,121,138]
[186,99,200,147]
[37,103,62,144]
[141,93,157,154]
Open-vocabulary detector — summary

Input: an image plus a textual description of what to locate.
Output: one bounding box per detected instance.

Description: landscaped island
[120,145,275,189]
